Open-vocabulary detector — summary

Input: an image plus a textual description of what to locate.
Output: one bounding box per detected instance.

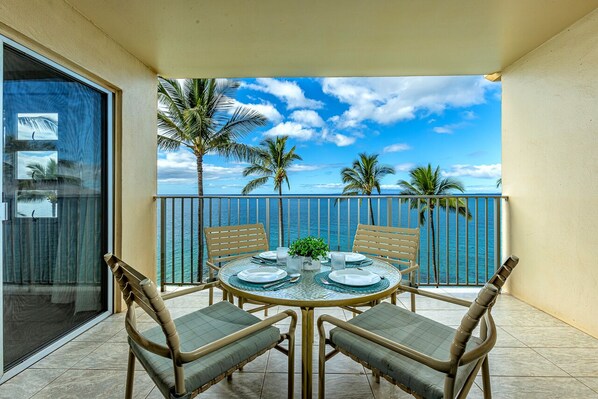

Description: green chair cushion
[130,301,280,398]
[330,303,482,399]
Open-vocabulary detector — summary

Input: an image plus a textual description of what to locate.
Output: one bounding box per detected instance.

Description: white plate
[259,251,277,260]
[328,252,366,262]
[237,267,287,283]
[329,269,380,286]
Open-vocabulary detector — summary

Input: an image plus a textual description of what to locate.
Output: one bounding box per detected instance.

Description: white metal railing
[156,194,507,289]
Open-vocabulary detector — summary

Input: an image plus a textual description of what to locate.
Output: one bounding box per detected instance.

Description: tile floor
[1,287,597,399]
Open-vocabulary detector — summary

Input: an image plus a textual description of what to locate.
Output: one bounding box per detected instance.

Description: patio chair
[204,223,274,313]
[203,223,267,303]
[105,253,297,399]
[352,224,420,311]
[317,255,519,399]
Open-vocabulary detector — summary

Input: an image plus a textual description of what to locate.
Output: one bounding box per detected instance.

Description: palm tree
[19,158,81,217]
[157,78,267,281]
[397,164,471,287]
[241,136,302,246]
[496,178,502,188]
[340,153,395,225]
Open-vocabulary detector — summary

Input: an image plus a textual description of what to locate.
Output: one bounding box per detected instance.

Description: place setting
[250,250,278,265]
[229,251,301,291]
[315,252,390,294]
[321,251,374,267]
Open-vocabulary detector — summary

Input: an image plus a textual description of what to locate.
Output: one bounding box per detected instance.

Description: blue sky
[158,76,502,194]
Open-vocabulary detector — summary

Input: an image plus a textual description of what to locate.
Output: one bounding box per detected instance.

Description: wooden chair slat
[353,233,419,249]
[204,224,271,308]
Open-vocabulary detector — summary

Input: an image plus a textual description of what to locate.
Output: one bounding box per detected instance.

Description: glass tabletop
[219,257,402,307]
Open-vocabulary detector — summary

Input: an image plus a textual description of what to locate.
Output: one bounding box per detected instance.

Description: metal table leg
[301,307,314,399]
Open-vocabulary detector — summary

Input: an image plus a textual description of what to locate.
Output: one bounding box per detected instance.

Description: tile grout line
[10,368,70,399]
[574,377,598,395]
[525,346,576,378]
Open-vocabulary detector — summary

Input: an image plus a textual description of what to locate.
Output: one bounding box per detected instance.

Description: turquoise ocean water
[157,196,501,286]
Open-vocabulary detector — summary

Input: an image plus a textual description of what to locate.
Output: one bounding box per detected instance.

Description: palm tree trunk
[196,154,204,283]
[430,208,439,287]
[278,186,284,246]
[369,198,375,225]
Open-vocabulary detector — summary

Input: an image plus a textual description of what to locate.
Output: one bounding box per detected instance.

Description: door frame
[0,34,114,382]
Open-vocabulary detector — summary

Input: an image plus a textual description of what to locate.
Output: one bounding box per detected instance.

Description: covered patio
[0,0,597,398]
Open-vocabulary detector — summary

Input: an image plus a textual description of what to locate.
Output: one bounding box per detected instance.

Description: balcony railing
[156,194,507,290]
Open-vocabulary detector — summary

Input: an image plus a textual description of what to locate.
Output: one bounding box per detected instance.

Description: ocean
[157,195,501,286]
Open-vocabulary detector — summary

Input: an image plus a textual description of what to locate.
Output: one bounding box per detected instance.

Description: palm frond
[241,176,269,195]
[157,135,185,151]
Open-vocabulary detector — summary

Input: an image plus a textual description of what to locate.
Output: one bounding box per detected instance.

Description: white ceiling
[66,0,598,78]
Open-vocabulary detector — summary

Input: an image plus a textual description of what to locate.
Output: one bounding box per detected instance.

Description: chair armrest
[178,309,297,364]
[401,262,419,276]
[206,260,220,271]
[125,318,171,358]
[161,280,220,301]
[317,314,450,373]
[398,286,472,307]
[460,312,497,365]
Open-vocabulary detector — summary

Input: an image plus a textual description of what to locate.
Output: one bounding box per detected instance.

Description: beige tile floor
[1,287,598,399]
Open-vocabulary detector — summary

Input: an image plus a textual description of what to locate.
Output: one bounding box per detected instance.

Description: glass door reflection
[2,44,109,370]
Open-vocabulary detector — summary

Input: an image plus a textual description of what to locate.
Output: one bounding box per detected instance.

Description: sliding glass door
[1,40,112,374]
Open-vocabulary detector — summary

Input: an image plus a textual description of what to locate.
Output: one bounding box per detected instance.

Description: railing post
[386,197,392,227]
[494,198,501,274]
[265,198,271,246]
[160,197,166,292]
[501,197,510,263]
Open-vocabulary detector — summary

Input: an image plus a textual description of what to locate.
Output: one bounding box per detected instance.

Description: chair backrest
[352,224,420,269]
[204,223,269,264]
[105,253,187,394]
[104,253,180,353]
[447,256,519,384]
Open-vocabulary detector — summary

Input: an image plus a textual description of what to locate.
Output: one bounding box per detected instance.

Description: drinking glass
[276,246,289,265]
[330,252,346,270]
[287,255,303,274]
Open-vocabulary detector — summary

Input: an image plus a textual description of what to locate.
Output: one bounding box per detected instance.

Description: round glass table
[219,258,402,399]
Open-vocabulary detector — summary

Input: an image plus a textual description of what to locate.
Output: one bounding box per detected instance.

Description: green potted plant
[288,236,329,271]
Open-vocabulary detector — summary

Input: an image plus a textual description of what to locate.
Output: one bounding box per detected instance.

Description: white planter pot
[302,257,321,271]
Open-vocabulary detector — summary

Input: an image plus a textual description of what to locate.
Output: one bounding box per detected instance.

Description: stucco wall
[0,0,157,311]
[502,9,598,337]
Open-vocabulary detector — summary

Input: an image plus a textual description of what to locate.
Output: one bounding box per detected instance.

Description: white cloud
[383,143,412,153]
[395,162,416,172]
[263,122,316,141]
[233,100,283,124]
[202,164,246,180]
[433,122,469,134]
[245,78,323,110]
[158,149,245,183]
[462,110,477,120]
[157,150,196,184]
[288,164,323,172]
[320,129,356,147]
[310,183,344,190]
[433,127,452,134]
[328,133,356,147]
[380,184,403,190]
[442,164,501,179]
[322,76,491,129]
[289,110,325,127]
